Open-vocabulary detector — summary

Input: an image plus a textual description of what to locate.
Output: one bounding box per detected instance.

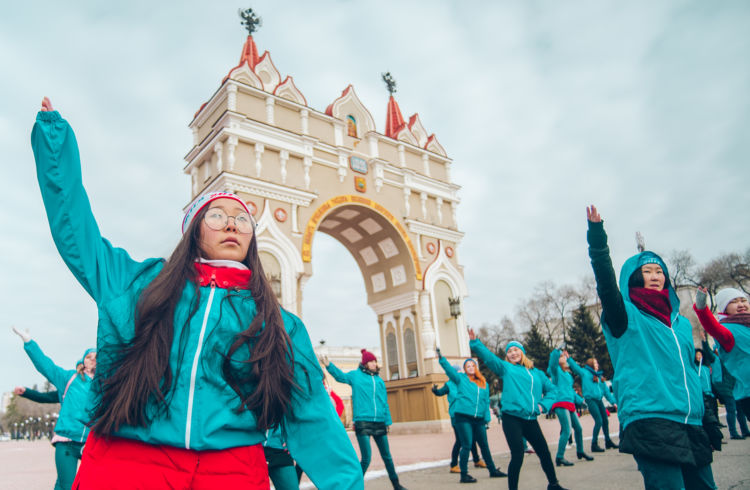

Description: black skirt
[354,420,387,437]
[619,417,713,467]
[264,446,294,468]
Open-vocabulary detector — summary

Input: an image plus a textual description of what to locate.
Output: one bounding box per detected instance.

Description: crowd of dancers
[8,100,749,489]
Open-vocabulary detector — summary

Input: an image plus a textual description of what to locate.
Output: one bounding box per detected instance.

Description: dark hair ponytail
[92,206,295,435]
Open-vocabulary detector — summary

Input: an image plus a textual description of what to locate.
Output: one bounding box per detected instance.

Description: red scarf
[721,313,750,328]
[193,263,252,289]
[630,287,672,326]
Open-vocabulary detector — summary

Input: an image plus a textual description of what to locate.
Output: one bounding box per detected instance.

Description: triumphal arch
[184,23,469,424]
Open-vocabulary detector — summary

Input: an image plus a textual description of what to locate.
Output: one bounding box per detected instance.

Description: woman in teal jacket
[12,327,95,490]
[431,379,483,473]
[437,350,506,483]
[586,205,715,490]
[566,355,617,452]
[469,331,567,490]
[30,99,362,490]
[323,349,406,490]
[547,348,593,465]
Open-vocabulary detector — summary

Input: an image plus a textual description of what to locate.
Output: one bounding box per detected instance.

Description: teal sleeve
[21,388,61,404]
[433,383,450,396]
[469,339,507,377]
[23,340,73,390]
[548,349,561,381]
[31,111,145,304]
[284,315,364,489]
[542,372,556,395]
[438,356,462,385]
[325,362,352,385]
[601,382,616,405]
[484,391,491,423]
[567,357,585,378]
[385,392,393,426]
[574,393,584,405]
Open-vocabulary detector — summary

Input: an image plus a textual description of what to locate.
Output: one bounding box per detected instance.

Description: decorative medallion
[445,246,454,258]
[350,156,368,174]
[354,176,367,193]
[274,208,288,222]
[246,201,258,216]
[426,242,436,255]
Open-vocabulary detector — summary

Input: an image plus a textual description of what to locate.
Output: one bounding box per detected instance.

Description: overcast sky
[1,1,748,392]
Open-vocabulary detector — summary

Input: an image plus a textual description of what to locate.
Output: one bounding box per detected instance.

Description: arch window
[386,326,399,380]
[403,323,418,377]
[346,115,357,138]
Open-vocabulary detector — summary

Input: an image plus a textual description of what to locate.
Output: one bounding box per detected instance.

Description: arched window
[403,322,418,377]
[386,327,399,380]
[346,115,357,138]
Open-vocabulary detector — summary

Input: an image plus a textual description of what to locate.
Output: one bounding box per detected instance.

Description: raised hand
[319,355,330,367]
[695,287,708,310]
[13,386,26,396]
[435,347,442,359]
[41,97,54,112]
[586,205,602,223]
[11,326,31,343]
[467,327,477,341]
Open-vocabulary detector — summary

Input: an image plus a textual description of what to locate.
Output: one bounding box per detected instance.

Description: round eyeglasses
[203,208,255,234]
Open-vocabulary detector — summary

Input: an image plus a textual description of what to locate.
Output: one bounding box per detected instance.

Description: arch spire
[382,72,406,138]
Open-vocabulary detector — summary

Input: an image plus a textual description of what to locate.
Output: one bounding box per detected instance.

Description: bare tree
[667,250,697,289]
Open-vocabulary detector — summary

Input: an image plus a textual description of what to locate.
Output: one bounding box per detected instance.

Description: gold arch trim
[302,195,423,281]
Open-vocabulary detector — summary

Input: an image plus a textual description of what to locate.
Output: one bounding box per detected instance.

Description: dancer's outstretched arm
[15,387,60,404]
[31,98,146,304]
[586,205,628,337]
[693,287,735,351]
[13,327,72,390]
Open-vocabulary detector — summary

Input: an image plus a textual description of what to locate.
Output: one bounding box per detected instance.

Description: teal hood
[603,251,703,430]
[77,348,96,367]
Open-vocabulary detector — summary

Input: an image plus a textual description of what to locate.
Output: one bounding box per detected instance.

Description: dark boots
[605,438,619,449]
[488,468,507,477]
[577,452,594,461]
[555,457,574,466]
[591,442,605,452]
[460,473,477,483]
[390,477,407,490]
[547,482,570,490]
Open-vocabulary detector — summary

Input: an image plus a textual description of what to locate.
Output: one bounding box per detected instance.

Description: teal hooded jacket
[566,357,616,404]
[598,250,703,430]
[470,339,555,420]
[22,340,93,443]
[716,323,750,400]
[31,111,363,489]
[326,363,392,425]
[438,358,491,422]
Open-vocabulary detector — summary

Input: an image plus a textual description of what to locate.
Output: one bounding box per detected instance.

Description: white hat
[715,288,748,314]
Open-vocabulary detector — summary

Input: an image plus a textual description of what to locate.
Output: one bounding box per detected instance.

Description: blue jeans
[634,454,716,490]
[453,414,498,476]
[586,398,611,445]
[554,408,583,459]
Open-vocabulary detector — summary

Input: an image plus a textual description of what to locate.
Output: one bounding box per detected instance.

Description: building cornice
[405,220,464,243]
[369,291,419,316]
[194,172,318,208]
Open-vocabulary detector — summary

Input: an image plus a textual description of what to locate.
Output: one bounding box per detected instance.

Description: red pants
[73,432,269,489]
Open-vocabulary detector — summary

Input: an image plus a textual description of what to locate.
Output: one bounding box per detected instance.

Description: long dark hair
[92,205,295,435]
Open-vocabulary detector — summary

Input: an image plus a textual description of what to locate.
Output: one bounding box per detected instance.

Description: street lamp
[449,297,461,319]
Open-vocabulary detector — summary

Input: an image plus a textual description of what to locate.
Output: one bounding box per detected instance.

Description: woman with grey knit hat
[693,287,750,417]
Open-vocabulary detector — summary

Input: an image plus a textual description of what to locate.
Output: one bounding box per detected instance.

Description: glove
[12,326,31,343]
[695,289,708,310]
[436,347,442,358]
[431,384,439,395]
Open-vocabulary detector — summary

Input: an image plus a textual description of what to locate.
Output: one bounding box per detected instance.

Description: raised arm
[21,339,73,390]
[19,387,61,404]
[586,206,628,338]
[438,355,462,385]
[468,336,507,378]
[566,356,586,378]
[693,288,735,352]
[547,348,562,381]
[285,315,364,489]
[324,361,352,386]
[31,101,145,304]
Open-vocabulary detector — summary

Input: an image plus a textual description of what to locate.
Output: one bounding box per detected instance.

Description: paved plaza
[1,412,748,489]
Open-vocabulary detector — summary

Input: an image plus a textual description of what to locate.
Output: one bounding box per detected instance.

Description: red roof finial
[385,95,406,138]
[239,35,260,69]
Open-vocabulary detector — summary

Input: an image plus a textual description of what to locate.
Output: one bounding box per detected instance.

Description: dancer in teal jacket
[323,349,406,490]
[437,351,506,483]
[547,348,593,465]
[12,327,95,490]
[567,356,617,452]
[586,205,715,490]
[469,331,567,490]
[30,100,362,490]
[432,380,483,472]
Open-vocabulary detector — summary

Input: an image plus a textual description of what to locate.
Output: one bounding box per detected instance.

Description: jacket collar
[194,262,252,289]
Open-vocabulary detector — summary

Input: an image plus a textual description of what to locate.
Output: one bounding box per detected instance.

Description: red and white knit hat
[182,192,252,234]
